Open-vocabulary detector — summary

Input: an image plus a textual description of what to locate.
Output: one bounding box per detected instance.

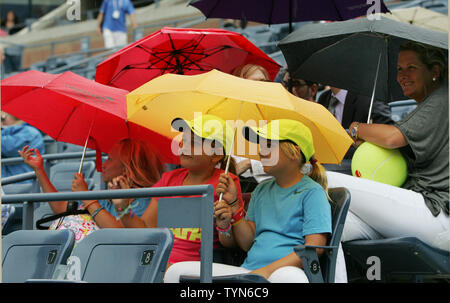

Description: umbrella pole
[78,118,95,174]
[218,101,243,201]
[367,52,382,124]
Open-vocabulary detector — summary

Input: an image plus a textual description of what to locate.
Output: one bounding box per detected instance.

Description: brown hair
[115,138,164,188]
[279,141,330,200]
[399,41,448,82]
[232,64,270,81]
[207,138,238,176]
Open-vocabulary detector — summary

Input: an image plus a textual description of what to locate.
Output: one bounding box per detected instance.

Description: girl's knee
[164,261,200,283]
[268,266,309,283]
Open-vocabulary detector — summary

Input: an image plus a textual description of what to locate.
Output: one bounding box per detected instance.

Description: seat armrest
[294,244,333,283]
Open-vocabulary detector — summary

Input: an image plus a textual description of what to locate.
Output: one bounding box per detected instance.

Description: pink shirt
[152,168,243,264]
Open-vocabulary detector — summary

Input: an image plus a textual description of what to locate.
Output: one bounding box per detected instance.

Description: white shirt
[331,89,348,125]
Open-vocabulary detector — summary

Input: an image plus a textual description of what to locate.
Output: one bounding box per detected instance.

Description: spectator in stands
[282,70,319,102]
[1,112,45,183]
[113,115,244,267]
[232,63,271,82]
[1,10,20,35]
[18,138,164,243]
[97,0,137,49]
[231,64,273,191]
[328,41,449,251]
[164,119,347,283]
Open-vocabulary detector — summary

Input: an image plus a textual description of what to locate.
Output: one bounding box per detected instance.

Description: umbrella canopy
[95,27,281,92]
[383,7,448,33]
[278,16,448,103]
[127,69,353,164]
[1,70,179,165]
[189,0,389,31]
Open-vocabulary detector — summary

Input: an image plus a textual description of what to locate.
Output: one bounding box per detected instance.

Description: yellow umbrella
[127,69,353,164]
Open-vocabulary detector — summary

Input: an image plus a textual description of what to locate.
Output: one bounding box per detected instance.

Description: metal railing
[1,184,215,282]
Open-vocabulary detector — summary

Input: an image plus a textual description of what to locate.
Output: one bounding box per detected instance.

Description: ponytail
[308,156,331,201]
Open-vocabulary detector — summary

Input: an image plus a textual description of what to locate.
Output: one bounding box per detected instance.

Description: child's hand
[18,145,44,171]
[214,199,233,229]
[72,173,88,192]
[216,173,237,204]
[109,175,133,210]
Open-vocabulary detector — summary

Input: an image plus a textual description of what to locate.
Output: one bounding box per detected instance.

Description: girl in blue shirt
[165,119,346,283]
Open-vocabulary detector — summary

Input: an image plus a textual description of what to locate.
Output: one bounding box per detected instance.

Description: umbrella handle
[218,101,243,202]
[78,135,89,174]
[79,117,96,174]
[367,52,382,124]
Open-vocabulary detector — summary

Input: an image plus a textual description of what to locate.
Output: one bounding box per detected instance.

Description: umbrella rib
[204,97,230,115]
[255,104,267,121]
[54,104,80,140]
[178,35,206,67]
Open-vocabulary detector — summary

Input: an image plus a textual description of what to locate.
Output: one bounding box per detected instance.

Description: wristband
[92,206,104,220]
[115,199,139,220]
[216,223,231,237]
[231,217,244,226]
[231,204,245,223]
[228,198,238,207]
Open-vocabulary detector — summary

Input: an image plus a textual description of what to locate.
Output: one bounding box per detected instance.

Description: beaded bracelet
[115,200,139,220]
[216,223,232,237]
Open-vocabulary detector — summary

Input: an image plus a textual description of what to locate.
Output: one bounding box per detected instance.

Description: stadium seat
[49,161,96,191]
[343,237,450,282]
[180,187,351,283]
[158,195,214,283]
[2,205,15,235]
[294,187,351,283]
[2,229,75,282]
[60,228,173,283]
[1,204,22,236]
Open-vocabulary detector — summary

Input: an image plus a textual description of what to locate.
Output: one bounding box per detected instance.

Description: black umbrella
[278,16,448,107]
[189,0,389,32]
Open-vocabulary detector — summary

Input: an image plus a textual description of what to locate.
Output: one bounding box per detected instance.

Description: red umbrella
[1,70,179,169]
[95,27,281,91]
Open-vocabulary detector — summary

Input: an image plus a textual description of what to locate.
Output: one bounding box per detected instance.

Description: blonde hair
[232,64,270,81]
[279,141,330,200]
[115,139,164,188]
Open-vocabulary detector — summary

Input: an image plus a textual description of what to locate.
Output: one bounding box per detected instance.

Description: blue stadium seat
[2,230,75,282]
[62,228,173,283]
[343,237,450,282]
[180,187,351,283]
[49,161,96,191]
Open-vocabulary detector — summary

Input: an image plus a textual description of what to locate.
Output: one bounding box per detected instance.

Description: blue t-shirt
[1,123,45,183]
[100,0,135,33]
[241,176,332,270]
